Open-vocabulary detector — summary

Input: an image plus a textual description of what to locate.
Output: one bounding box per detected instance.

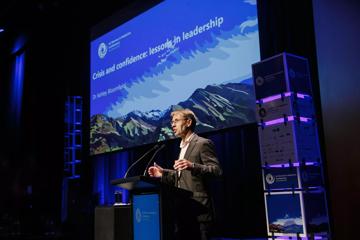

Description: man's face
[171,113,190,137]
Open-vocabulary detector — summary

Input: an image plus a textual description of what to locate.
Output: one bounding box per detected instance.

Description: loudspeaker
[94,205,131,240]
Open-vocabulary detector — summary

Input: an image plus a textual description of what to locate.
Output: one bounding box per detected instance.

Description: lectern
[111,176,199,240]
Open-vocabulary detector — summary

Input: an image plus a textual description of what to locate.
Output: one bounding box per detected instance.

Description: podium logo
[265,173,275,184]
[135,208,142,223]
[98,42,107,59]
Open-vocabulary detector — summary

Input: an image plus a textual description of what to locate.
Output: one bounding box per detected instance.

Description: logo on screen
[135,208,142,223]
[98,42,107,59]
[266,173,275,184]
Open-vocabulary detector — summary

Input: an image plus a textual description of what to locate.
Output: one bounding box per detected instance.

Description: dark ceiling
[0,0,132,29]
[0,0,134,52]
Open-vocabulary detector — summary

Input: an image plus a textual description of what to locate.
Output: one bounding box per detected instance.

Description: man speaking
[148,109,222,240]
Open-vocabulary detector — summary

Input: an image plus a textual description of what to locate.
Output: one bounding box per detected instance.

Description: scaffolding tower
[62,96,82,222]
[64,96,82,179]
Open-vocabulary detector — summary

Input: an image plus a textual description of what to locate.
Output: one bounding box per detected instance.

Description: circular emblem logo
[135,208,142,223]
[265,173,275,185]
[98,42,107,59]
[256,76,264,86]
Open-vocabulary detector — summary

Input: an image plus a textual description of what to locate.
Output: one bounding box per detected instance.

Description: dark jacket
[162,134,222,222]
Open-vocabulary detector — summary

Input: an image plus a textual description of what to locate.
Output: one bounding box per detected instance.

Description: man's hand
[174,159,194,171]
[148,162,163,177]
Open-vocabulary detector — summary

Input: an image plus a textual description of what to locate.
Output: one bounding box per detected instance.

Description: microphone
[124,144,160,178]
[143,144,166,176]
[176,170,181,187]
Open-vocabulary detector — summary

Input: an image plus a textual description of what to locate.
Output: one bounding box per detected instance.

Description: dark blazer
[162,133,222,222]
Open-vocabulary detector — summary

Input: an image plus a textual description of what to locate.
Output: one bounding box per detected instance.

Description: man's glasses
[170,118,187,125]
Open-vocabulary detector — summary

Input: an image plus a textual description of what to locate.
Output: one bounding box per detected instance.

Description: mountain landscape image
[90,80,256,155]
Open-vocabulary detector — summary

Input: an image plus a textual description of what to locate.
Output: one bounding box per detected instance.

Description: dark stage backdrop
[0,0,335,239]
[89,0,324,239]
[89,1,265,237]
[312,1,360,239]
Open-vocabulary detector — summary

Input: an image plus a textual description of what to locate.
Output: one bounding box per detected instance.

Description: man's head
[170,109,197,138]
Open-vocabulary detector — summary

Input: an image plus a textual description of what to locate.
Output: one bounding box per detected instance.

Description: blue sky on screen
[90,0,259,118]
[267,194,303,227]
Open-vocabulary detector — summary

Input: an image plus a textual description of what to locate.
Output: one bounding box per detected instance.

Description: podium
[111,176,201,240]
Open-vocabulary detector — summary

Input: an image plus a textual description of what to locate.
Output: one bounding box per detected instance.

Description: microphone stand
[143,144,165,176]
[123,144,159,178]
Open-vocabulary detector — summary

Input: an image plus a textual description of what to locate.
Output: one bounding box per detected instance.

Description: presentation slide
[90,0,260,155]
